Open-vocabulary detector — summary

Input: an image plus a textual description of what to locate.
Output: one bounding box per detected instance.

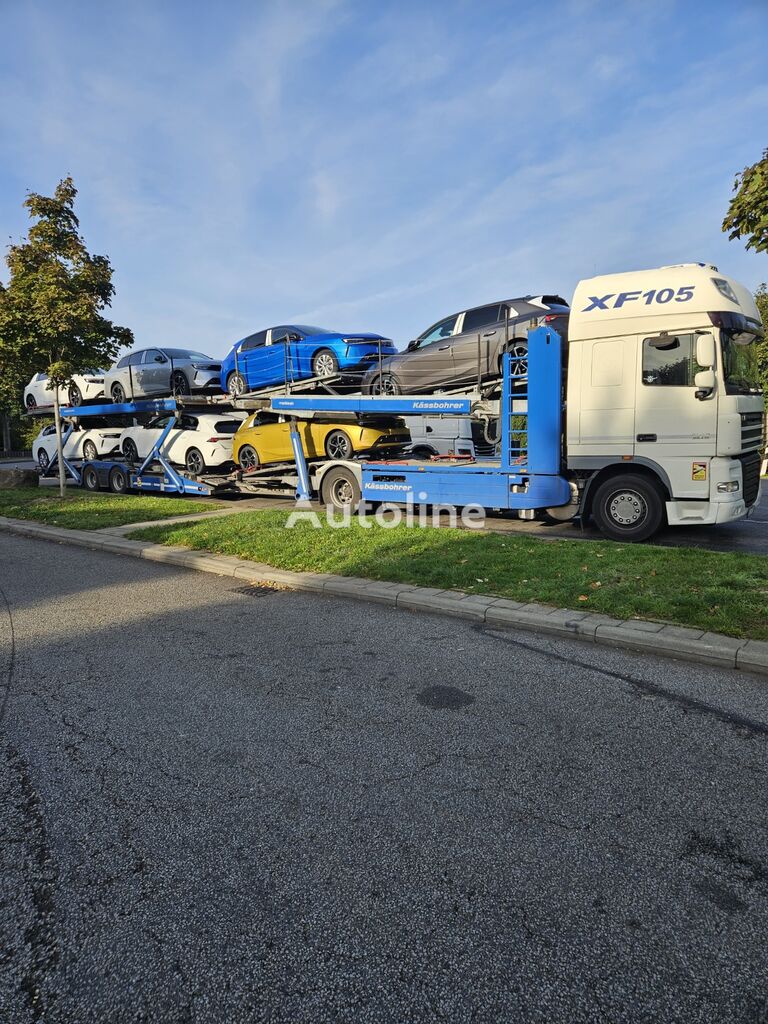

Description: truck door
[634,332,717,495]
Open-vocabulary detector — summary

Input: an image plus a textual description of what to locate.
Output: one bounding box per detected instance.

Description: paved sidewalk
[1,513,766,676]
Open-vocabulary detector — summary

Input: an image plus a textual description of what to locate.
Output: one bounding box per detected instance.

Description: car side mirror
[695,333,716,368]
[694,369,715,399]
[406,339,419,352]
[154,355,166,363]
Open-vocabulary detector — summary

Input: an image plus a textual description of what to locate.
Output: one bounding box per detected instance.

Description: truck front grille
[737,451,761,507]
[741,412,765,452]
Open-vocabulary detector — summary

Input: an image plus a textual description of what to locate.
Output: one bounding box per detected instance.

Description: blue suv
[220,324,396,396]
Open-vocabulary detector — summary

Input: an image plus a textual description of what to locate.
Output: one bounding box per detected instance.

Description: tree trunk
[0,412,11,454]
[53,385,67,499]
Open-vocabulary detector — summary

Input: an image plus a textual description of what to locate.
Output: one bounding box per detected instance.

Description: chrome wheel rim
[314,352,336,378]
[326,432,351,459]
[229,374,245,397]
[608,490,646,526]
[83,442,97,460]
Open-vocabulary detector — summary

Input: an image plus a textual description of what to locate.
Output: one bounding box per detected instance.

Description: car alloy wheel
[238,445,259,472]
[506,342,528,378]
[312,349,339,378]
[111,383,126,404]
[325,430,352,460]
[372,374,400,396]
[68,384,82,406]
[185,447,205,475]
[122,439,139,463]
[82,440,98,461]
[26,395,37,409]
[171,371,190,396]
[37,449,49,470]
[227,372,247,398]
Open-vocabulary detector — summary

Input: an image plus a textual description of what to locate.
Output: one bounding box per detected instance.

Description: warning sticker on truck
[692,462,707,481]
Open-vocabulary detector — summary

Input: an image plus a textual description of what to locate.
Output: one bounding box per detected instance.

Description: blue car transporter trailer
[271,325,573,511]
[58,398,214,496]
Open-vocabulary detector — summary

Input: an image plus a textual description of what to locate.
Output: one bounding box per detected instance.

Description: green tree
[0,177,132,494]
[722,147,768,254]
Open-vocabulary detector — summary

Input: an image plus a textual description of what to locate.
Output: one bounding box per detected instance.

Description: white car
[24,370,107,409]
[119,412,246,475]
[32,420,124,471]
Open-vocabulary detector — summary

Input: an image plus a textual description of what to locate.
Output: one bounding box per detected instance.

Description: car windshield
[292,326,334,335]
[721,331,762,395]
[162,350,213,360]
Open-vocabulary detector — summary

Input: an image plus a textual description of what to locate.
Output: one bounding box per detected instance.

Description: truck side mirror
[695,333,716,368]
[694,369,715,399]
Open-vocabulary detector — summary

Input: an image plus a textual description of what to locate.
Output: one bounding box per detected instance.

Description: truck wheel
[109,466,129,494]
[324,430,353,460]
[321,465,361,512]
[82,466,100,491]
[227,372,247,397]
[312,349,339,378]
[592,474,664,542]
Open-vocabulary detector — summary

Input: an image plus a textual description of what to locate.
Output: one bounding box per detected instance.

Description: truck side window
[642,334,701,387]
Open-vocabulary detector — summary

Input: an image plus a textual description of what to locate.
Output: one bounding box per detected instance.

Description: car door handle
[483,331,497,337]
[438,345,450,350]
[636,433,657,442]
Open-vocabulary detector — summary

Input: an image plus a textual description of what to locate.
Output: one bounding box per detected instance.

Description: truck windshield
[721,331,762,395]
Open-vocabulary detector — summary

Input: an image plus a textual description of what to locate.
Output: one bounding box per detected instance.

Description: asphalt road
[2,534,768,1023]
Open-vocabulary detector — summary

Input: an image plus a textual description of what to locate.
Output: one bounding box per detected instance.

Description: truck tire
[591,474,664,542]
[109,466,129,494]
[82,465,100,491]
[320,465,361,512]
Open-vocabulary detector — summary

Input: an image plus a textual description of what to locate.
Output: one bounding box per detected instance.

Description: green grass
[131,510,768,640]
[0,487,222,530]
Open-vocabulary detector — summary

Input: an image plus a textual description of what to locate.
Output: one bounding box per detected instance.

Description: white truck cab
[567,263,764,538]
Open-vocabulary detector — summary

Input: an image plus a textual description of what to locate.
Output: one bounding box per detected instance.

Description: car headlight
[712,278,738,304]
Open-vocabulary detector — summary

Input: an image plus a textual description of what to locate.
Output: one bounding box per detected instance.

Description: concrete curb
[2,514,766,676]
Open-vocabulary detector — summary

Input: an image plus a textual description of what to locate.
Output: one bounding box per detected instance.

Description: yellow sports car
[232,412,409,470]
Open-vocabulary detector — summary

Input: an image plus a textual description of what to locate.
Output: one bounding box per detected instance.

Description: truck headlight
[717,481,739,492]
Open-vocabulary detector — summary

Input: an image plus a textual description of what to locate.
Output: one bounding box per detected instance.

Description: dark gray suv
[362,295,569,394]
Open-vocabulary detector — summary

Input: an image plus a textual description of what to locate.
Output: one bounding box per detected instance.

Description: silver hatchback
[103,348,222,403]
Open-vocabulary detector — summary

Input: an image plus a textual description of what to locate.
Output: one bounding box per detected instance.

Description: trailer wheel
[82,465,100,491]
[238,445,260,472]
[592,473,664,542]
[109,466,129,494]
[312,349,339,378]
[324,430,353,460]
[185,447,206,475]
[321,465,361,512]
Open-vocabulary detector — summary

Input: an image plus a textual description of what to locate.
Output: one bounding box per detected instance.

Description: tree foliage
[755,284,768,402]
[0,177,133,391]
[722,148,768,254]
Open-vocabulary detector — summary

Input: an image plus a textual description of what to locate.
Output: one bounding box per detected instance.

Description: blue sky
[1,0,767,357]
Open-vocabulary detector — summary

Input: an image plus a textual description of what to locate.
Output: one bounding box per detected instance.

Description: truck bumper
[665,497,746,527]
